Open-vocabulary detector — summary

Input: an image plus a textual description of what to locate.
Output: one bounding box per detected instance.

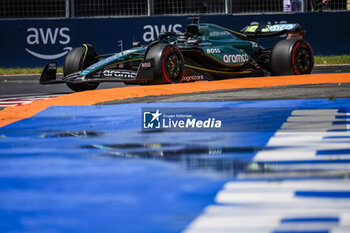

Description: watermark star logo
[143,109,162,129]
[142,108,223,131]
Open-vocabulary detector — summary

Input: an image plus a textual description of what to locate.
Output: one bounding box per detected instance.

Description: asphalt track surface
[1,67,350,233]
[0,65,349,99]
[0,77,123,98]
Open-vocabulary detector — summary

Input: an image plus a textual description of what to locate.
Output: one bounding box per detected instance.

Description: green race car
[40,18,314,92]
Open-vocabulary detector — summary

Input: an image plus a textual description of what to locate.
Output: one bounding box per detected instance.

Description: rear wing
[241,23,305,39]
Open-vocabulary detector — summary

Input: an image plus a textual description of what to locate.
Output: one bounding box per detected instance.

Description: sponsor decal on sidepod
[182,75,204,81]
[223,54,249,64]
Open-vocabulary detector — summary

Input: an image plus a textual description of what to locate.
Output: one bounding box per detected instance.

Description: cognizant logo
[143,109,222,130]
[25,27,72,60]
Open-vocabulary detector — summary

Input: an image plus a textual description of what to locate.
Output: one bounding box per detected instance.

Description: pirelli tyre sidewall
[271,39,314,76]
[63,46,99,92]
[145,43,184,85]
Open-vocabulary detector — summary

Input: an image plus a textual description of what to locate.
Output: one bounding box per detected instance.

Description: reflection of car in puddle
[45,130,343,178]
[47,130,264,175]
[80,141,268,176]
[46,130,102,138]
[42,130,305,177]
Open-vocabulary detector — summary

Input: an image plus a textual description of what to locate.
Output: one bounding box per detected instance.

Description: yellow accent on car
[215,25,247,38]
[82,44,89,65]
[184,64,252,74]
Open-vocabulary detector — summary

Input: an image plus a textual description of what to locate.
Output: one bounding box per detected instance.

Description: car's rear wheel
[64,46,99,92]
[145,43,184,84]
[271,39,314,76]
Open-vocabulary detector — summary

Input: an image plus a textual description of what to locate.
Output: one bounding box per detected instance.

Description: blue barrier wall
[0,12,349,67]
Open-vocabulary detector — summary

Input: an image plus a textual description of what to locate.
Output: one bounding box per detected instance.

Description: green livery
[40,18,314,92]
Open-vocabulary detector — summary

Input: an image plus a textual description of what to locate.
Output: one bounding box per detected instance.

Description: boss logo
[141,62,151,68]
[206,48,221,54]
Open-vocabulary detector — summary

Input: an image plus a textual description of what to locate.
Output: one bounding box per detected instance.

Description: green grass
[0,67,63,75]
[314,55,350,65]
[0,55,349,75]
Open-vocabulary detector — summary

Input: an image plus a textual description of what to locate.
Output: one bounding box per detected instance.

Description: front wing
[40,59,155,85]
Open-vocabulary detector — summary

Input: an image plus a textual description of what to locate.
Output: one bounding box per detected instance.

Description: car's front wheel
[145,43,184,85]
[271,39,314,76]
[64,46,100,92]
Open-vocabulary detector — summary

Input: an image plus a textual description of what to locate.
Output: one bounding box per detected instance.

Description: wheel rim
[164,52,182,82]
[294,45,312,74]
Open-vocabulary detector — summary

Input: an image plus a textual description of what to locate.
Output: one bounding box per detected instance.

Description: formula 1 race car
[40,18,314,92]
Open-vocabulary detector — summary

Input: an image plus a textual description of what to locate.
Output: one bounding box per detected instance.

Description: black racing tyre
[64,46,99,92]
[145,43,184,85]
[271,39,314,76]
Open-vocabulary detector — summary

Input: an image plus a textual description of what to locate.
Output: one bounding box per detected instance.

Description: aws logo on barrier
[143,24,182,42]
[25,27,72,60]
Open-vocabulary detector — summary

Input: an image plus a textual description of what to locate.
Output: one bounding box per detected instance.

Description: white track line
[0,95,61,107]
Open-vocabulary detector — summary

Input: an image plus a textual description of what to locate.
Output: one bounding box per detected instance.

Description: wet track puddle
[39,129,268,176]
[78,141,350,178]
[2,100,350,232]
[80,142,265,176]
[2,100,350,179]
